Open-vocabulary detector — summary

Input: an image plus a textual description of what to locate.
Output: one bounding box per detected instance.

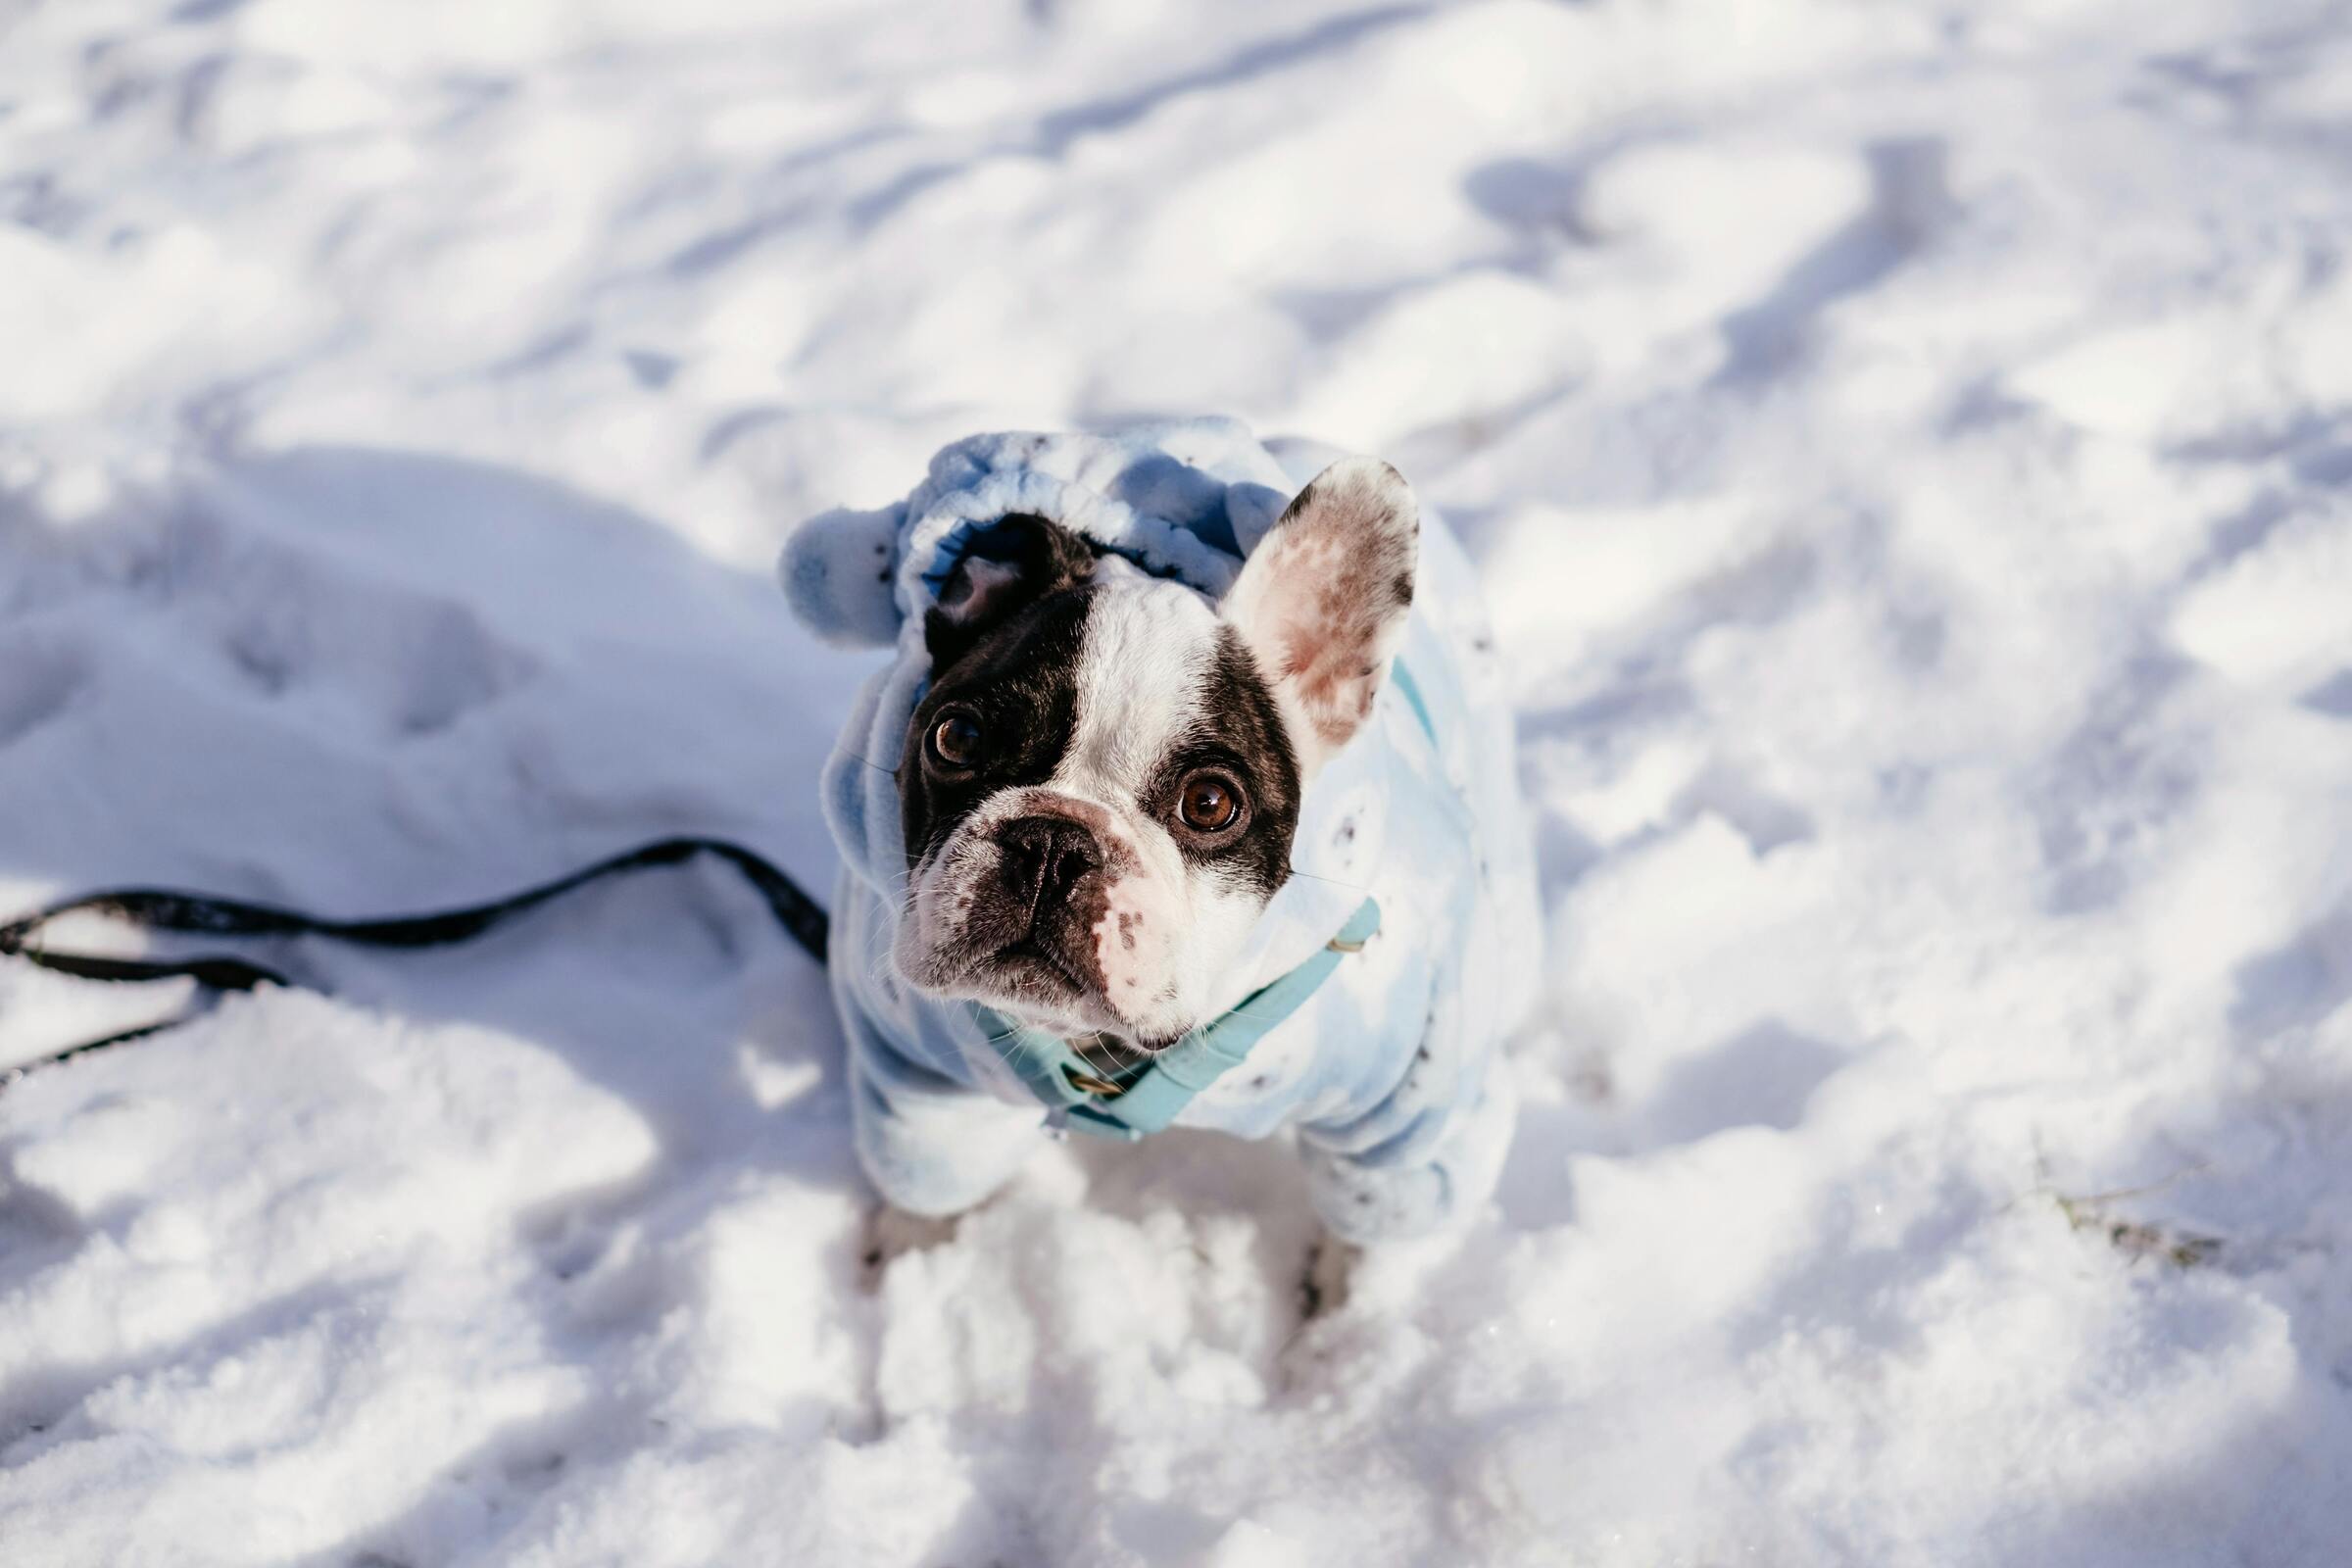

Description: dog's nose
[997,815,1103,915]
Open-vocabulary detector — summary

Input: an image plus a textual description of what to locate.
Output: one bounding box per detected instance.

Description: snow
[3,0,2351,1562]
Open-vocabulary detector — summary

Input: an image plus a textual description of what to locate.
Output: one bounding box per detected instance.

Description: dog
[784,419,1538,1245]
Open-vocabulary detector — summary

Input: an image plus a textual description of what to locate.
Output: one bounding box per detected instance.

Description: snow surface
[4,0,2352,1562]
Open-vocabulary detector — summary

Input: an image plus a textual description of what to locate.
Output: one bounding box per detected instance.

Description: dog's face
[893,459,1419,1048]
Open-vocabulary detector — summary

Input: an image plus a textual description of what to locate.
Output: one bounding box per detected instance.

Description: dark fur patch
[1138,625,1300,902]
[903,580,1117,1006]
[923,514,1098,670]
[903,583,1094,867]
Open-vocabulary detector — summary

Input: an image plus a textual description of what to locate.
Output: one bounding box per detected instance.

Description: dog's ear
[1223,458,1418,774]
[924,513,1097,670]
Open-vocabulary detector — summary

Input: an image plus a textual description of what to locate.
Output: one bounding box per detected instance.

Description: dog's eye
[1176,772,1245,834]
[930,713,984,768]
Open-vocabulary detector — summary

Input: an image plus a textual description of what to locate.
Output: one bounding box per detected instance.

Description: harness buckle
[1063,1066,1126,1098]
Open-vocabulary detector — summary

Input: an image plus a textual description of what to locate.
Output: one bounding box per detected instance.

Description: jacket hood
[779,417,1300,654]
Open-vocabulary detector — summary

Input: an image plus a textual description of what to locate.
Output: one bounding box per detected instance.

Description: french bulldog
[896,459,1412,1051]
[788,421,1537,1247]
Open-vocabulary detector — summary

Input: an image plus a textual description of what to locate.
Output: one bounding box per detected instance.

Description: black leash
[0,836,829,1086]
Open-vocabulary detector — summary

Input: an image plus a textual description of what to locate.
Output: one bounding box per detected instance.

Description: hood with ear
[780,417,1294,654]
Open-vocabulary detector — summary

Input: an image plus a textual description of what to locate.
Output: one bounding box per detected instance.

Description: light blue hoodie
[783,419,1539,1242]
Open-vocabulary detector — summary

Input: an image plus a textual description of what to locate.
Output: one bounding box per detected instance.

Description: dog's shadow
[0,445,906,1558]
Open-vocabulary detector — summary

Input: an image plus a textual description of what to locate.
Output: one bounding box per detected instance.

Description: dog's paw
[1299,1235,1360,1320]
[859,1204,961,1291]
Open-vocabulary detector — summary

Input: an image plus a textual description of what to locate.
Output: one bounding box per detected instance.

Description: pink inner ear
[1226,457,1419,764]
[940,556,1023,623]
[1262,528,1400,748]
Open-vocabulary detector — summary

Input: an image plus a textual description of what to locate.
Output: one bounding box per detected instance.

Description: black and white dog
[786,420,1537,1244]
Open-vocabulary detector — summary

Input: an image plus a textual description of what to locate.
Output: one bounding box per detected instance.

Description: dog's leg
[1300,1040,1520,1245]
[847,1017,1051,1223]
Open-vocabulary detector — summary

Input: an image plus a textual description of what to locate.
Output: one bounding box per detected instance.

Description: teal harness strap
[973,896,1380,1141]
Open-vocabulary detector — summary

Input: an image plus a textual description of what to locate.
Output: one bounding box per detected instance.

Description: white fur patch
[1048,568,1266,1041]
